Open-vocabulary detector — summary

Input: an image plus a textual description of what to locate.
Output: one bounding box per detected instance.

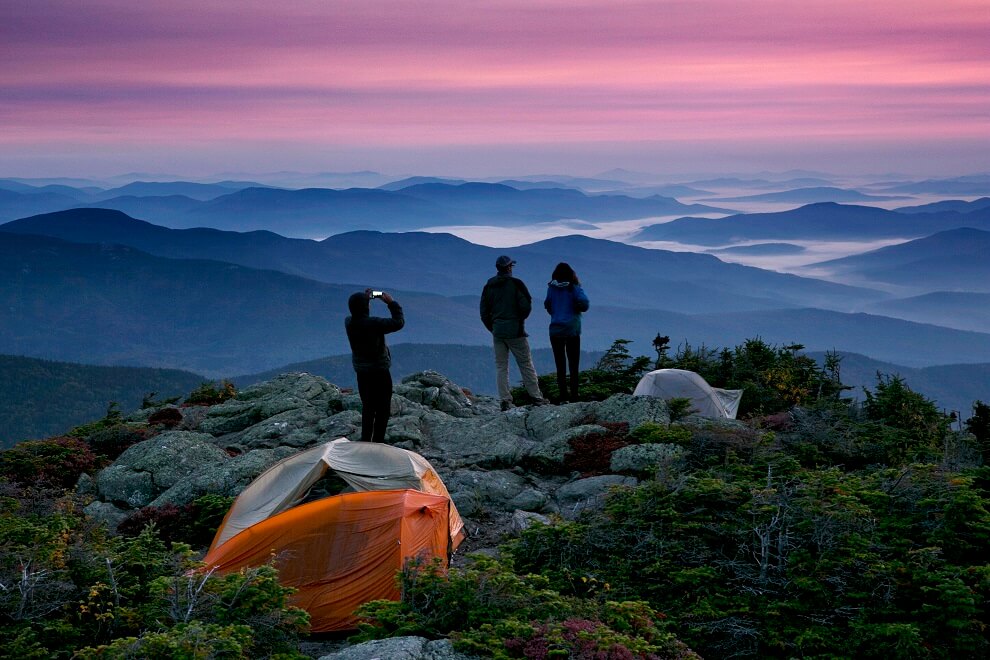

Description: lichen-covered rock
[445,469,529,514]
[419,414,534,469]
[149,447,297,507]
[317,636,477,660]
[507,487,551,512]
[554,474,637,518]
[610,443,685,475]
[83,500,131,532]
[199,373,340,436]
[96,431,227,507]
[238,372,339,403]
[399,371,495,418]
[511,509,551,535]
[318,410,361,440]
[225,406,326,449]
[523,401,597,440]
[590,394,670,428]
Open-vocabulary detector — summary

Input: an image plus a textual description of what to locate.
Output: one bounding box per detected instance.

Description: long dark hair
[551,262,579,285]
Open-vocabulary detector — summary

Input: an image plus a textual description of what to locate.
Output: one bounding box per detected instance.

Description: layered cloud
[2,0,988,174]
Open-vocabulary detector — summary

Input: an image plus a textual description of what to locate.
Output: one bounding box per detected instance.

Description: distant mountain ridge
[634,202,990,245]
[806,227,990,292]
[2,208,884,312]
[0,180,736,237]
[703,186,907,204]
[1,228,988,376]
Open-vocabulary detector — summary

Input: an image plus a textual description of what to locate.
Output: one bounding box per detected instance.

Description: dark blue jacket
[544,280,590,337]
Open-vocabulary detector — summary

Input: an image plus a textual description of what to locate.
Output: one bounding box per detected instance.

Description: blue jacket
[544,280,590,337]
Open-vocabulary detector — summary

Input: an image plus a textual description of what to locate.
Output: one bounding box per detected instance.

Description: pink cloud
[1,0,988,174]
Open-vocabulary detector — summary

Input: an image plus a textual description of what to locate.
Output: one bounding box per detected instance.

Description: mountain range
[0,180,735,236]
[2,217,990,375]
[633,202,990,245]
[806,227,990,292]
[1,208,882,312]
[702,186,907,204]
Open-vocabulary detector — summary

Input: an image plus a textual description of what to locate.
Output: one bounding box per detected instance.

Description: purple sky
[2,0,988,178]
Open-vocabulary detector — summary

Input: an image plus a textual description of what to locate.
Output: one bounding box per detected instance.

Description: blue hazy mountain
[0,179,99,199]
[807,227,990,291]
[0,232,490,375]
[864,292,990,333]
[92,180,271,201]
[183,186,457,234]
[2,179,737,236]
[78,194,205,220]
[703,187,907,204]
[634,203,990,246]
[384,182,736,221]
[1,231,988,377]
[708,243,806,256]
[378,176,468,190]
[595,184,715,198]
[872,175,990,195]
[894,197,990,214]
[2,209,884,312]
[0,188,84,221]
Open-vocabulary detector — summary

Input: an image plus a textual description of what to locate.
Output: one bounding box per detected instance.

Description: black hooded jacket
[480,273,532,339]
[344,293,405,372]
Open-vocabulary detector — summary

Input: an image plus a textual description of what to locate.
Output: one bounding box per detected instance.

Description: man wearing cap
[481,255,549,410]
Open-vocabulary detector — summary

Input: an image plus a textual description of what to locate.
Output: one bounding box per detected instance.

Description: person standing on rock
[345,289,404,442]
[544,262,590,402]
[480,255,549,411]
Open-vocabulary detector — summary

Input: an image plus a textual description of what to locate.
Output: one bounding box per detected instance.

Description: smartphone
[371,290,384,298]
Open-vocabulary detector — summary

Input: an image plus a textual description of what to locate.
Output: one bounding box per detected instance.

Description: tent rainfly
[633,369,744,419]
[202,439,464,632]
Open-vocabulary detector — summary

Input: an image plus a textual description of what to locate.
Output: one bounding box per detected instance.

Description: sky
[2,0,989,178]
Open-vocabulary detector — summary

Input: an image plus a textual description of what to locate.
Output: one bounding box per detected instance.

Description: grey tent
[633,369,743,419]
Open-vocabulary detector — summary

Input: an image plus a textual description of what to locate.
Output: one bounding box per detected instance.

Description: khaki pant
[493,336,544,402]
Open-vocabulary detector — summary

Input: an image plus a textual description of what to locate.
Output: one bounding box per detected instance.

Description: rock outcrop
[91,370,673,532]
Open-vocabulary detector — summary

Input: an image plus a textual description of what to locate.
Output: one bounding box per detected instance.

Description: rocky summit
[82,370,736,551]
[77,369,744,659]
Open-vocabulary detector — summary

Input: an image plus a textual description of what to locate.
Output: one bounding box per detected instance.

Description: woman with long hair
[544,262,590,402]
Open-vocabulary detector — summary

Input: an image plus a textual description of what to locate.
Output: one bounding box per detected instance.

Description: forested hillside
[0,355,204,447]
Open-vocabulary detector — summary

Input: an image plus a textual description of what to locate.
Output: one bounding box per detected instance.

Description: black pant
[550,335,581,401]
[356,369,393,442]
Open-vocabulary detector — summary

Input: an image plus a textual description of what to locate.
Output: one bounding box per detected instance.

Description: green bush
[630,422,692,446]
[354,554,694,659]
[184,380,237,407]
[73,621,256,659]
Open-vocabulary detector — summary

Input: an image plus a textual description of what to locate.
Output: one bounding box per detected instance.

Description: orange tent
[201,440,464,632]
[203,488,452,631]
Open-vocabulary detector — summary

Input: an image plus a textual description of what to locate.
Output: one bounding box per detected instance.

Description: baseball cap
[495,255,516,269]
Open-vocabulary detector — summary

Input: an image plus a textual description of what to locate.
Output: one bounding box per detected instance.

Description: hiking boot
[530,398,552,407]
[500,400,515,411]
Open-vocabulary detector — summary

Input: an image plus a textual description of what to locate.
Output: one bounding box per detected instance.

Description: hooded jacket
[480,273,532,339]
[544,280,590,337]
[344,292,405,372]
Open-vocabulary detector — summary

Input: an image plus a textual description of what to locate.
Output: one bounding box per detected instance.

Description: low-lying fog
[419,191,967,279]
